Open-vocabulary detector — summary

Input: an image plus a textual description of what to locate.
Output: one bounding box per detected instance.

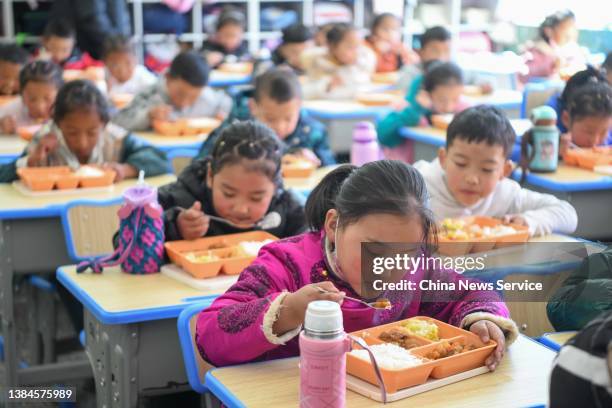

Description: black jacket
[50,0,131,60]
[159,158,307,241]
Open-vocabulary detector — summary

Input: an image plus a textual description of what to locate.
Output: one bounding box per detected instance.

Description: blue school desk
[0,175,174,390]
[511,164,612,240]
[463,89,524,118]
[132,131,207,154]
[302,99,392,154]
[57,264,233,407]
[208,70,251,88]
[204,335,555,407]
[538,331,577,351]
[398,118,531,163]
[0,135,26,164]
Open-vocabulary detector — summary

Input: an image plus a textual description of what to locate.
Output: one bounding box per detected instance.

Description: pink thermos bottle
[351,121,379,166]
[299,300,351,408]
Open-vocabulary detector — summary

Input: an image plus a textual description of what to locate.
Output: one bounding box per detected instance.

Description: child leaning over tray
[414,105,577,237]
[195,160,519,368]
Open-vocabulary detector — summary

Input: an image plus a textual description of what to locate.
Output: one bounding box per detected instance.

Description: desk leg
[85,309,139,408]
[0,220,18,387]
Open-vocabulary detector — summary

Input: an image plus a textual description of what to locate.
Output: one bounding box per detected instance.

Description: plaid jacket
[195,89,336,165]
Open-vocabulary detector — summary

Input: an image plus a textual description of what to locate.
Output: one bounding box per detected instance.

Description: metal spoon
[314,286,392,310]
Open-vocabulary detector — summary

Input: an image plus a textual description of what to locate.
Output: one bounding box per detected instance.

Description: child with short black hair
[396,26,451,92]
[37,20,101,70]
[0,61,63,134]
[301,23,376,99]
[0,44,30,96]
[159,120,306,241]
[559,81,612,155]
[196,67,335,166]
[270,23,314,74]
[113,51,232,131]
[603,52,612,84]
[414,105,577,236]
[378,61,468,159]
[0,80,170,182]
[365,13,418,73]
[103,35,157,98]
[201,8,249,68]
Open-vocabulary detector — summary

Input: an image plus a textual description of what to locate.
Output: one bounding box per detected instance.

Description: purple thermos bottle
[351,121,379,166]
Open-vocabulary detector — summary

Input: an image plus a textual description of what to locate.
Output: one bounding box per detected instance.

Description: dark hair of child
[370,13,399,32]
[603,52,612,73]
[422,61,463,92]
[210,120,283,184]
[168,51,210,87]
[538,9,575,44]
[560,67,608,110]
[281,23,313,44]
[420,26,451,49]
[43,20,76,39]
[326,23,355,47]
[19,60,64,92]
[102,35,135,58]
[253,67,302,103]
[53,79,110,124]
[216,8,246,31]
[566,82,612,122]
[305,160,436,244]
[447,105,516,157]
[0,44,29,65]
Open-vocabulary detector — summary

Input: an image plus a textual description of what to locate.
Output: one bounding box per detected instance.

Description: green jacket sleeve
[0,160,19,183]
[547,246,612,331]
[376,76,428,148]
[120,134,171,176]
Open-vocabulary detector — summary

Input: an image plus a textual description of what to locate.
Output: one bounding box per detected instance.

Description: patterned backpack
[77,173,164,274]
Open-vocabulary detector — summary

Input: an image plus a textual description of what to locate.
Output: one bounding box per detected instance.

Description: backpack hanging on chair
[77,172,165,274]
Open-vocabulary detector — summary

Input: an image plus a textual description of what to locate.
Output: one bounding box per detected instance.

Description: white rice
[350,343,423,370]
[238,239,274,257]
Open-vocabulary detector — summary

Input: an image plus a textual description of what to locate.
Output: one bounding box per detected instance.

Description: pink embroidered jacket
[196,231,511,367]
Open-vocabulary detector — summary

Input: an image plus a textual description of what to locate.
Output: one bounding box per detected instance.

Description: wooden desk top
[134,131,209,149]
[0,135,27,156]
[58,265,225,315]
[542,331,577,347]
[403,119,532,144]
[525,164,609,184]
[283,166,336,192]
[208,335,554,408]
[0,174,176,214]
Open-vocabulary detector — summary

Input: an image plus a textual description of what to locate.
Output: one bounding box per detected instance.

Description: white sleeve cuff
[262,291,302,345]
[16,156,28,169]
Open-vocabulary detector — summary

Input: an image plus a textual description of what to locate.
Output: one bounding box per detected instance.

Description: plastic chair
[177,301,215,394]
[167,148,199,175]
[521,81,564,119]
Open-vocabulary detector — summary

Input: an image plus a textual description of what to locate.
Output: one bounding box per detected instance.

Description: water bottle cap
[304,300,343,334]
[353,121,376,142]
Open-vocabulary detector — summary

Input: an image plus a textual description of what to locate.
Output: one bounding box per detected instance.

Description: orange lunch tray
[110,93,134,109]
[0,95,18,106]
[217,62,253,74]
[371,72,399,84]
[164,231,278,279]
[153,118,221,137]
[437,216,529,256]
[347,317,496,393]
[431,114,454,130]
[281,155,316,178]
[17,124,43,141]
[16,166,116,191]
[356,92,399,107]
[563,147,612,170]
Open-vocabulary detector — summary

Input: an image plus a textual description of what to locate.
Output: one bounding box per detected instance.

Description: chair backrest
[178,301,215,394]
[167,148,199,175]
[61,202,121,261]
[521,81,565,119]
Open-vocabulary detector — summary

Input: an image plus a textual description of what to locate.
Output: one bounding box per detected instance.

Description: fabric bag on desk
[77,172,164,274]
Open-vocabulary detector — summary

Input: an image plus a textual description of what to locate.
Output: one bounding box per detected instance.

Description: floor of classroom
[1,279,202,407]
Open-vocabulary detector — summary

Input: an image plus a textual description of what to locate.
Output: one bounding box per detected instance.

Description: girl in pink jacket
[196,161,518,368]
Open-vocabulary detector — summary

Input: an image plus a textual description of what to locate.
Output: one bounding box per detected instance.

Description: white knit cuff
[16,156,28,169]
[262,291,302,345]
[461,312,519,346]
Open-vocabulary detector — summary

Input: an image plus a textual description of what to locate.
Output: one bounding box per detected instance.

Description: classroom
[0,0,610,407]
